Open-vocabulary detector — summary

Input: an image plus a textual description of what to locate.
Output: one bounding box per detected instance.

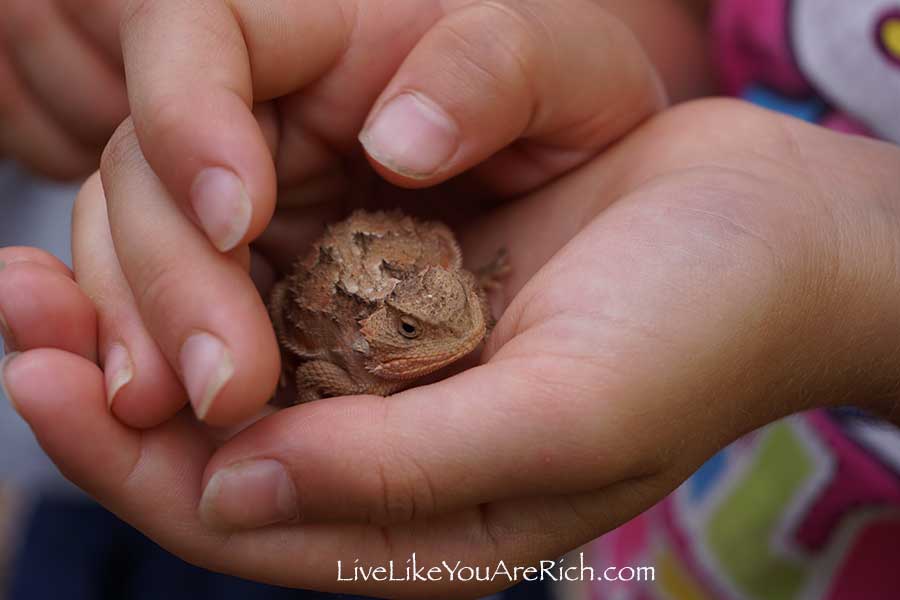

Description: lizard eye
[398,316,421,339]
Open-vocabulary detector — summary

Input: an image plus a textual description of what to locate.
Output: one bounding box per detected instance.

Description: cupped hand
[5,100,900,597]
[93,0,677,427]
[0,0,127,178]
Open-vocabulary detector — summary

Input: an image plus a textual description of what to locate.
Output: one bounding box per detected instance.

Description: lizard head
[359,266,488,381]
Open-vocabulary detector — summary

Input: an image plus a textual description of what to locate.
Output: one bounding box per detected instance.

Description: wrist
[803,136,900,423]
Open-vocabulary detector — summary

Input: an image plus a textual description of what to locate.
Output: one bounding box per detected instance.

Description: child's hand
[85,0,681,428]
[0,0,709,182]
[117,0,671,219]
[5,100,900,597]
[0,0,127,178]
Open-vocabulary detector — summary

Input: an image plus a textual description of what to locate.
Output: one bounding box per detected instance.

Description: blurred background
[0,162,83,597]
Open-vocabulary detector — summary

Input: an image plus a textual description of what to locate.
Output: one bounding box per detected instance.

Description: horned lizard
[269,210,507,403]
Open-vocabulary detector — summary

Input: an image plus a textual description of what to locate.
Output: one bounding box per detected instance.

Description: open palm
[4,100,900,598]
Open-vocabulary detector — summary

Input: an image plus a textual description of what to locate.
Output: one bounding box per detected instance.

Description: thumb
[359,0,666,194]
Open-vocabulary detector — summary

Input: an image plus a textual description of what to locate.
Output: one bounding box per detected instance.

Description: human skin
[0,0,127,178]
[3,100,900,598]
[43,0,713,431]
[0,0,709,430]
[0,0,708,178]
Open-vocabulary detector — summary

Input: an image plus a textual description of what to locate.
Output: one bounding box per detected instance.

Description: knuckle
[138,94,193,150]
[474,0,542,48]
[132,257,184,327]
[369,450,423,525]
[367,407,439,525]
[440,1,543,97]
[370,454,416,525]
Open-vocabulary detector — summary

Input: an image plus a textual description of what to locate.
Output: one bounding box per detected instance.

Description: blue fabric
[5,496,549,600]
[5,497,368,600]
[741,84,827,123]
[687,448,729,502]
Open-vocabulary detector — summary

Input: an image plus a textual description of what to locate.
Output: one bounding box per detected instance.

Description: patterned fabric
[565,2,900,598]
[572,412,900,600]
[713,0,900,141]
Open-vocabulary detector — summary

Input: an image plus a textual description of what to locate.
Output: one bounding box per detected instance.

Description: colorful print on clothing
[567,412,900,600]
[713,0,900,141]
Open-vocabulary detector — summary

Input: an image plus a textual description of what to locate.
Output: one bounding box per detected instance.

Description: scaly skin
[269,210,505,403]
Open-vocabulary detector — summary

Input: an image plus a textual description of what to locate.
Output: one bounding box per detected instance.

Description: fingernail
[190,168,252,252]
[0,351,22,412]
[179,332,233,421]
[359,93,459,178]
[200,459,298,529]
[104,344,133,409]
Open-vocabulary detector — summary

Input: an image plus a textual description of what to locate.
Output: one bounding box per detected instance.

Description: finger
[102,121,281,426]
[1,0,128,147]
[0,53,98,179]
[119,0,441,251]
[119,0,297,252]
[0,261,96,360]
[73,173,187,428]
[192,139,654,526]
[0,348,213,539]
[1,349,646,597]
[359,0,665,193]
[0,350,142,498]
[197,332,662,528]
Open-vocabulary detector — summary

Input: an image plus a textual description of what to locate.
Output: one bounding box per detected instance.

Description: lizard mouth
[365,281,490,382]
[367,331,484,380]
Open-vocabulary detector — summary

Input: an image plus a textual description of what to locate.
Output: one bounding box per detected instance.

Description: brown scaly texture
[269,210,508,403]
